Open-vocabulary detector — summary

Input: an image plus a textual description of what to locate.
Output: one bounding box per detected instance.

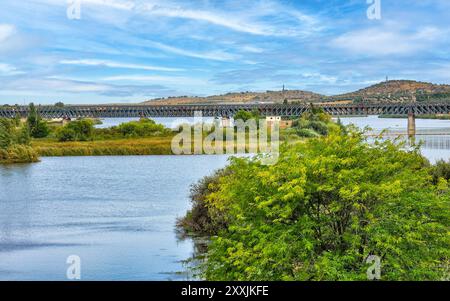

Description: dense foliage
[27,103,50,138]
[115,118,169,138]
[429,160,450,185]
[56,119,95,142]
[177,169,230,235]
[92,118,170,140]
[182,129,449,280]
[233,109,261,122]
[55,118,170,142]
[289,107,339,138]
[416,92,450,102]
[0,118,39,163]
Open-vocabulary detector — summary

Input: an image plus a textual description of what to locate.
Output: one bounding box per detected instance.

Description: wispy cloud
[54,0,322,37]
[0,77,177,98]
[331,26,445,56]
[144,5,270,36]
[0,63,23,76]
[0,24,15,42]
[146,41,239,61]
[102,74,206,85]
[60,59,183,72]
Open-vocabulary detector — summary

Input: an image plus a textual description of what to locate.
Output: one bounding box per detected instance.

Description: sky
[0,0,449,104]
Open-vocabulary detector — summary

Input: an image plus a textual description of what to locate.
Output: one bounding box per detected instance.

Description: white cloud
[332,26,444,56]
[45,0,321,37]
[0,24,15,42]
[59,59,183,72]
[147,41,239,61]
[144,5,270,36]
[102,74,206,85]
[241,46,264,53]
[0,63,23,76]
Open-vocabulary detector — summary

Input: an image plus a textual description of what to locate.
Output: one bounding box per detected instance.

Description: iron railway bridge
[0,103,449,118]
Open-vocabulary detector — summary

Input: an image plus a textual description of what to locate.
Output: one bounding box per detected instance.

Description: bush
[56,119,94,142]
[57,127,77,142]
[291,111,333,138]
[429,160,450,184]
[177,169,230,235]
[185,131,450,280]
[309,121,329,135]
[0,118,38,163]
[296,128,320,138]
[115,118,167,138]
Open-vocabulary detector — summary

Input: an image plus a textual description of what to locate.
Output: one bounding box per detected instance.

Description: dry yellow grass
[32,137,174,156]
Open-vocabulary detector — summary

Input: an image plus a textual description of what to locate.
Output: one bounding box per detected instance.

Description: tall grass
[33,137,174,156]
[0,145,40,164]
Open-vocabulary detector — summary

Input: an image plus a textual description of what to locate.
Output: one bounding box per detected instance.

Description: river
[1,116,449,280]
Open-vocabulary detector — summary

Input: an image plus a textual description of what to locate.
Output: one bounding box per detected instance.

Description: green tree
[233,110,255,122]
[0,118,38,163]
[0,118,14,148]
[116,118,166,138]
[27,103,49,138]
[56,119,94,142]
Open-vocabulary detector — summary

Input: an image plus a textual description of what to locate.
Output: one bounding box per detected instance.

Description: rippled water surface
[0,155,233,280]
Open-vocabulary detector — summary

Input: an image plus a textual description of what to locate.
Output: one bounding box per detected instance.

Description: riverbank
[0,145,40,164]
[32,136,174,156]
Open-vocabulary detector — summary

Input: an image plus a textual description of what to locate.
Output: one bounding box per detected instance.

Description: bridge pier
[407,113,416,137]
[221,117,231,127]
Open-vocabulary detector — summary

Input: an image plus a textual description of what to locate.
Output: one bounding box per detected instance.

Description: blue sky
[0,0,449,104]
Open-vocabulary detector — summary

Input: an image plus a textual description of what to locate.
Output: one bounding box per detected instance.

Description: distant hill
[142,80,450,105]
[332,80,450,103]
[143,90,325,105]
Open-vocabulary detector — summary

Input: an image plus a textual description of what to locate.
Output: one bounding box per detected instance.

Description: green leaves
[194,129,449,280]
[0,118,39,163]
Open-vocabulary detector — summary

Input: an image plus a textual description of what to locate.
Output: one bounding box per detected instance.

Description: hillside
[143,90,325,105]
[142,80,450,105]
[332,80,450,103]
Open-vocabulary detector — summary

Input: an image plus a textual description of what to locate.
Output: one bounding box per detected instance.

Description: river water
[1,117,449,280]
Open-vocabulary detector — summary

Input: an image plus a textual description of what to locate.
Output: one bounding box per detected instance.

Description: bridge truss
[0,103,449,118]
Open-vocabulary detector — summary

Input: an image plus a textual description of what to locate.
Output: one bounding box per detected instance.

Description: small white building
[266,116,281,122]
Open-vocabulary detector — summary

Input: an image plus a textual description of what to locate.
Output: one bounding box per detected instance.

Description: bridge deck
[0,103,449,118]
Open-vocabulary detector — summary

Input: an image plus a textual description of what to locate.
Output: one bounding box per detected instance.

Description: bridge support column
[221,117,231,127]
[407,113,416,137]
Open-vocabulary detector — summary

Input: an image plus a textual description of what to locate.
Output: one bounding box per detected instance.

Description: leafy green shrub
[291,110,333,138]
[185,131,450,280]
[56,127,77,142]
[56,119,94,142]
[234,110,260,122]
[429,160,450,184]
[296,128,320,137]
[309,120,329,136]
[115,118,168,138]
[177,169,230,235]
